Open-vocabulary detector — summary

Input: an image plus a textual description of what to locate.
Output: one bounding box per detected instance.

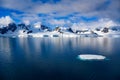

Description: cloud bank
[0,0,120,27]
[0,16,14,28]
[71,18,120,30]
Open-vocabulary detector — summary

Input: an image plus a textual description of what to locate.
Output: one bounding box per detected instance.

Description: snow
[0,16,120,38]
[78,54,106,60]
[0,30,120,38]
[34,22,41,29]
[94,30,120,37]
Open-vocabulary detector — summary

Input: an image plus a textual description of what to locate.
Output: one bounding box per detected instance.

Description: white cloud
[0,16,14,28]
[48,19,65,25]
[71,18,120,31]
[89,18,120,28]
[0,0,119,16]
[0,0,120,25]
[23,20,30,25]
[11,13,42,24]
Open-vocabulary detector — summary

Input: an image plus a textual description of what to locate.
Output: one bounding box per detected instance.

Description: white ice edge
[1,34,120,38]
[0,31,120,38]
[78,54,106,60]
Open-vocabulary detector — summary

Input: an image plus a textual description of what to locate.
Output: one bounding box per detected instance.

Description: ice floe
[78,54,106,60]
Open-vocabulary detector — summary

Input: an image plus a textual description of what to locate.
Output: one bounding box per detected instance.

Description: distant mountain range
[0,19,120,37]
[0,22,51,34]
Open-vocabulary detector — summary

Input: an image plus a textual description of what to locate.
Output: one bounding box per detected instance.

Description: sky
[0,0,120,28]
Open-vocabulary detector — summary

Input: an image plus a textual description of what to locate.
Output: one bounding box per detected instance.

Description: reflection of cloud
[18,38,32,60]
[97,38,113,55]
[56,37,114,56]
[0,38,12,62]
[0,37,116,63]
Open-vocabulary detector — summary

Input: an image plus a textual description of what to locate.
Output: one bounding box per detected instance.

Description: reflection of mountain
[0,35,120,80]
[0,37,12,62]
[0,34,116,66]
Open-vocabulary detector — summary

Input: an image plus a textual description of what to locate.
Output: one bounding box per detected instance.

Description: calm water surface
[0,37,120,80]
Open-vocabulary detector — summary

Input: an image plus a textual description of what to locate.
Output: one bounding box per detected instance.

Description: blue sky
[0,0,120,27]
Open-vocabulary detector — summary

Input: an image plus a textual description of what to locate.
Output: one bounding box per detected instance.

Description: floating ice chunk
[78,54,106,60]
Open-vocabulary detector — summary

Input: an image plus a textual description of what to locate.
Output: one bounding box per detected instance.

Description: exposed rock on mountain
[0,27,8,34]
[102,27,109,33]
[8,23,17,32]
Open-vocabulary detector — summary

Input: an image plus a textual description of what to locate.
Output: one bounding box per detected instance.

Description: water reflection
[0,37,120,80]
[97,38,113,55]
[0,37,12,63]
[0,37,119,63]
[17,37,119,58]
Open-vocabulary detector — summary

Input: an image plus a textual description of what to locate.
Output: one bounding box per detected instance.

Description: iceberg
[78,54,106,60]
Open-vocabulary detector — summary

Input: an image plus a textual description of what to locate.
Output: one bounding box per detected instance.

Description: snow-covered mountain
[0,16,120,38]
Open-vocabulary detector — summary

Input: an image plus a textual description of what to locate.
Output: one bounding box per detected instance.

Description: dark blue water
[0,37,120,80]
